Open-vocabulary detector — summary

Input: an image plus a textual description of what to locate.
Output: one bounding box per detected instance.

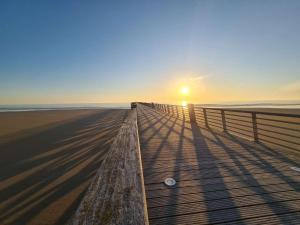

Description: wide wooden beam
[70,109,149,225]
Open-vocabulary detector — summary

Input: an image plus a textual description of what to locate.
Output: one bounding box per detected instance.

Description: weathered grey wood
[137,104,300,225]
[138,102,300,152]
[221,109,227,132]
[252,112,259,142]
[203,108,209,127]
[70,109,149,225]
[188,104,196,122]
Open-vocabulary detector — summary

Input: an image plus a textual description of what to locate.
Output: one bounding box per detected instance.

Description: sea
[0,103,130,112]
[0,101,300,112]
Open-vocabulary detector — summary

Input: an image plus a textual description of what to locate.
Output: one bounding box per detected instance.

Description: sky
[0,0,300,105]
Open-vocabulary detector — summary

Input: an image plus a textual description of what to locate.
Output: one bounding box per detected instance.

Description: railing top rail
[194,106,300,118]
[138,102,300,118]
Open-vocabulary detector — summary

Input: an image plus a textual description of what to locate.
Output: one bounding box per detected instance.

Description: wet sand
[0,109,128,225]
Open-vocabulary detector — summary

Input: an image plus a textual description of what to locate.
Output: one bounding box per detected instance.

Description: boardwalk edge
[69,108,149,225]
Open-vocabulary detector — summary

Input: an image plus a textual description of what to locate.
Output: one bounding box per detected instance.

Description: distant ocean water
[0,103,130,112]
[1,101,300,112]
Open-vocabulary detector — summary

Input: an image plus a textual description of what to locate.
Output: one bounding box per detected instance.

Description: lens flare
[181,100,187,107]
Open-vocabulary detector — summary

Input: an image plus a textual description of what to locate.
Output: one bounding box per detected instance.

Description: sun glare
[181,100,187,107]
[180,86,189,96]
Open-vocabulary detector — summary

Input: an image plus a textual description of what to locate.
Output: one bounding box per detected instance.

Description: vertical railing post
[203,108,209,127]
[252,112,259,142]
[176,106,179,118]
[221,110,227,132]
[188,104,196,123]
[167,105,170,114]
[182,106,185,120]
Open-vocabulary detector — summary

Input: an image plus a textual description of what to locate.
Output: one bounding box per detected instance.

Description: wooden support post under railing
[252,112,259,142]
[167,105,170,114]
[221,110,227,132]
[188,104,196,123]
[203,108,209,127]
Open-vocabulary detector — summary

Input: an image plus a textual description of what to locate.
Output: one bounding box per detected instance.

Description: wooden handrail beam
[70,109,149,225]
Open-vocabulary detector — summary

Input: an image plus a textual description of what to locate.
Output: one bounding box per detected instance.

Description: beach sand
[0,109,128,225]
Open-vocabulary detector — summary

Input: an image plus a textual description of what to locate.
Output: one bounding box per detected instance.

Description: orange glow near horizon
[179,86,189,107]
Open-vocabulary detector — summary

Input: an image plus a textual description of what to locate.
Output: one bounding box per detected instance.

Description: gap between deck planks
[137,104,300,225]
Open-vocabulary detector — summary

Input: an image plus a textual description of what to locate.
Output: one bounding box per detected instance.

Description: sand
[0,107,299,225]
[0,109,128,225]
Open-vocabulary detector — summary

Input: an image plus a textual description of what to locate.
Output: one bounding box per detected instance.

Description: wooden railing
[139,102,300,152]
[70,109,149,225]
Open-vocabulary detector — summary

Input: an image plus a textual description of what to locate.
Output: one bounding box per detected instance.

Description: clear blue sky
[1,0,300,104]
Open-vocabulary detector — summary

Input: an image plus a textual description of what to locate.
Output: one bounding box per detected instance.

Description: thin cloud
[188,75,210,81]
[280,81,300,93]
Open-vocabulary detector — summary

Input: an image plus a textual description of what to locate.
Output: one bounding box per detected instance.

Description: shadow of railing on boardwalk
[139,106,243,224]
[194,125,300,223]
[138,103,300,224]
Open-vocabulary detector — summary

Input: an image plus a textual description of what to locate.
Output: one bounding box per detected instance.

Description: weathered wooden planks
[138,104,300,225]
[70,109,149,225]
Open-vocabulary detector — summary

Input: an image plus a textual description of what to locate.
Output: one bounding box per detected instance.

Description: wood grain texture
[70,109,149,225]
[137,104,300,225]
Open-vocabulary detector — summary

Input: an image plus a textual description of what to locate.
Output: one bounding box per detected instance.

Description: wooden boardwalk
[137,105,300,225]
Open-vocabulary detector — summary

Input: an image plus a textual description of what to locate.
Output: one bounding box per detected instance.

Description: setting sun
[180,86,189,96]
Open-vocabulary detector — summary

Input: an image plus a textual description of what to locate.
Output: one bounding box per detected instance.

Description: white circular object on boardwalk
[164,178,176,186]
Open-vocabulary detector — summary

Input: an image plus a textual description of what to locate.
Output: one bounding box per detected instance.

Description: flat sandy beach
[0,109,128,225]
[0,107,299,225]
